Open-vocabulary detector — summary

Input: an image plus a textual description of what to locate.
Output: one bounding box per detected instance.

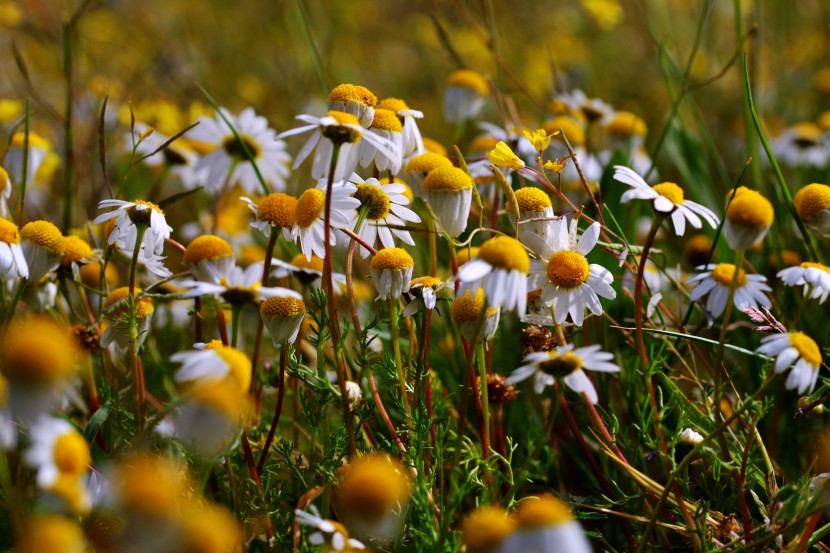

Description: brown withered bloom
[520,324,558,356]
[487,374,518,404]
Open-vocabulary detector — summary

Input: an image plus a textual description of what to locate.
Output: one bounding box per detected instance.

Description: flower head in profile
[757,332,823,394]
[94,199,172,277]
[614,165,718,236]
[260,294,306,345]
[352,177,421,257]
[723,187,774,250]
[687,263,771,319]
[24,417,90,513]
[444,69,489,123]
[370,248,415,300]
[376,97,425,159]
[794,183,830,237]
[328,83,378,127]
[0,217,28,279]
[20,220,65,282]
[457,236,530,314]
[240,192,298,241]
[171,340,252,393]
[295,505,366,552]
[463,506,516,553]
[422,166,473,238]
[778,261,830,304]
[293,180,360,260]
[503,494,592,553]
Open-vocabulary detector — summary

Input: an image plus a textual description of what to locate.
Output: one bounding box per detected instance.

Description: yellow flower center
[0,167,7,184]
[447,69,489,95]
[221,134,260,159]
[370,108,403,132]
[422,137,448,156]
[546,250,590,289]
[406,152,453,174]
[79,262,117,290]
[605,111,648,136]
[295,188,326,229]
[410,276,442,289]
[514,187,552,212]
[451,289,497,322]
[469,135,499,154]
[217,278,261,306]
[116,455,189,516]
[710,263,747,287]
[515,495,574,528]
[60,235,93,266]
[542,116,586,147]
[127,200,165,226]
[477,236,530,273]
[652,182,685,205]
[184,235,233,264]
[794,183,830,222]
[336,454,410,518]
[456,247,480,267]
[328,84,377,107]
[322,111,362,144]
[290,253,324,272]
[21,220,65,255]
[0,317,77,386]
[11,131,50,150]
[325,110,361,126]
[800,261,830,274]
[792,122,822,147]
[463,507,516,553]
[0,217,20,245]
[214,347,252,393]
[726,189,774,230]
[376,97,410,113]
[19,516,85,552]
[790,331,822,367]
[257,193,297,227]
[104,287,154,318]
[53,432,90,477]
[260,296,306,318]
[371,248,414,271]
[422,166,472,192]
[354,184,392,221]
[538,351,583,377]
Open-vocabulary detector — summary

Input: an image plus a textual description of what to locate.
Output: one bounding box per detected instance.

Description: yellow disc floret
[336,454,411,518]
[547,251,590,289]
[11,131,50,150]
[213,347,252,393]
[53,431,91,477]
[452,289,488,323]
[457,247,480,267]
[295,188,326,229]
[794,183,830,222]
[477,236,530,273]
[406,152,453,174]
[514,187,552,212]
[542,116,586,147]
[126,200,164,226]
[325,110,361,127]
[515,495,574,528]
[355,184,392,220]
[290,253,324,273]
[652,182,685,205]
[371,248,414,271]
[60,235,93,266]
[790,332,822,367]
[791,122,822,147]
[376,97,410,113]
[422,137,448,156]
[115,454,189,516]
[21,220,65,255]
[184,235,233,264]
[410,276,442,289]
[261,296,306,318]
[104,287,154,318]
[328,84,377,107]
[422,166,472,192]
[800,261,830,275]
[463,507,516,553]
[1,316,77,386]
[447,69,489,95]
[710,263,747,287]
[257,193,297,228]
[605,111,648,136]
[726,189,773,230]
[370,109,403,132]
[0,217,20,244]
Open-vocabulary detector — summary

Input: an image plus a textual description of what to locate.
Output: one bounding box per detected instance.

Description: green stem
[4,278,27,324]
[477,343,491,461]
[387,297,410,417]
[230,303,242,349]
[128,225,147,432]
[250,228,279,394]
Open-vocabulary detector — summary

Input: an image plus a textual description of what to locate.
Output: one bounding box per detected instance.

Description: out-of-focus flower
[771,122,829,168]
[502,495,592,552]
[463,506,516,553]
[24,417,90,512]
[0,217,28,279]
[558,89,614,124]
[101,287,154,354]
[793,183,830,236]
[260,294,306,345]
[687,263,771,319]
[0,166,11,217]
[444,69,489,123]
[581,0,624,30]
[20,220,65,282]
[295,505,366,552]
[405,151,453,195]
[1,316,77,395]
[422,166,473,238]
[457,236,530,314]
[5,132,51,187]
[130,122,205,189]
[172,340,252,393]
[778,262,830,304]
[723,187,774,250]
[183,234,235,284]
[271,254,347,289]
[370,247,414,300]
[178,263,301,307]
[757,332,822,394]
[451,289,500,342]
[16,516,87,553]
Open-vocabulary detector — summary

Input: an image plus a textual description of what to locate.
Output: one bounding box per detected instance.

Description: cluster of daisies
[0,65,828,552]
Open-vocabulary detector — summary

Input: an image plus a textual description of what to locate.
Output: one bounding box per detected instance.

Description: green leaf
[84,403,111,443]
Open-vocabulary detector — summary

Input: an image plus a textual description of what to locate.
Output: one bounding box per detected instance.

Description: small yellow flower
[544,159,566,173]
[488,141,525,170]
[523,129,557,152]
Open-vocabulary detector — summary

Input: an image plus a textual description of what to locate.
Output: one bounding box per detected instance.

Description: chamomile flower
[526,219,616,327]
[686,263,771,318]
[16,516,87,553]
[777,262,830,304]
[171,340,252,393]
[370,248,414,300]
[402,275,446,317]
[0,166,11,217]
[603,111,648,152]
[101,287,154,354]
[172,379,248,458]
[130,122,205,189]
[260,294,306,345]
[190,107,291,194]
[0,217,28,279]
[183,234,235,284]
[20,220,65,282]
[502,495,592,553]
[508,187,556,243]
[295,505,366,552]
[352,177,421,257]
[771,122,830,168]
[463,506,516,553]
[93,199,172,275]
[457,236,530,314]
[294,180,360,260]
[757,332,823,394]
[271,254,347,290]
[279,110,396,182]
[558,88,614,123]
[614,166,718,235]
[178,263,302,306]
[507,344,620,403]
[24,417,90,506]
[5,131,50,186]
[444,69,489,123]
[359,108,404,174]
[723,187,774,250]
[405,151,453,195]
[240,192,297,240]
[59,235,100,279]
[794,183,830,236]
[451,289,501,342]
[0,316,78,390]
[328,83,378,128]
[422,166,474,238]
[377,97,425,159]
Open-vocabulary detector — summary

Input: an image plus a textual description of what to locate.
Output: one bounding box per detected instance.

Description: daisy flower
[603,111,648,153]
[183,234,235,284]
[240,192,297,240]
[358,108,404,175]
[376,97,425,159]
[0,166,11,217]
[558,88,614,123]
[278,110,396,182]
[402,275,447,317]
[794,183,830,237]
[0,217,28,279]
[295,505,366,552]
[370,248,414,300]
[686,263,771,318]
[171,378,247,458]
[405,151,453,195]
[451,289,500,342]
[771,122,829,168]
[171,340,252,393]
[463,506,516,553]
[352,177,421,257]
[5,131,50,187]
[502,495,593,553]
[59,235,101,280]
[508,187,557,243]
[190,107,291,194]
[24,417,90,492]
[271,254,347,289]
[723,187,774,250]
[293,180,360,260]
[457,236,530,314]
[20,220,65,282]
[101,287,155,354]
[506,343,620,403]
[777,261,830,304]
[260,294,306,345]
[130,122,206,189]
[614,165,719,235]
[757,332,823,394]
[526,219,616,327]
[93,199,172,257]
[328,83,377,127]
[17,517,87,553]
[422,166,473,238]
[178,263,302,307]
[444,69,489,123]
